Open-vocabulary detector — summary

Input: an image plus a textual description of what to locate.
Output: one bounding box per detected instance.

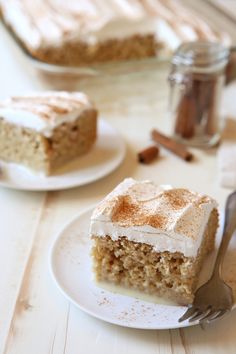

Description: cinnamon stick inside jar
[168,41,229,148]
[174,73,218,137]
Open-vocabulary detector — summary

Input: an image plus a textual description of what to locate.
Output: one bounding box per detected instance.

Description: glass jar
[168,41,229,148]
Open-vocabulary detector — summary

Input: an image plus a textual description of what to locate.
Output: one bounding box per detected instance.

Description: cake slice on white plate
[90,178,218,305]
[0,92,97,175]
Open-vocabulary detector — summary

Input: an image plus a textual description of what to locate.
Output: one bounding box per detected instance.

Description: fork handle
[212,191,236,278]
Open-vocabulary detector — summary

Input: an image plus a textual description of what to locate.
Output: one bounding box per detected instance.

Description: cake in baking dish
[0,0,230,66]
[90,178,218,305]
[0,91,97,175]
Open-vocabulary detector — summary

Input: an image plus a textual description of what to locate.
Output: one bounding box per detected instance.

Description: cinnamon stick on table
[138,145,159,164]
[151,129,194,162]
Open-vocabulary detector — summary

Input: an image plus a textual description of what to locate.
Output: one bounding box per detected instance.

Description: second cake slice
[0,91,97,175]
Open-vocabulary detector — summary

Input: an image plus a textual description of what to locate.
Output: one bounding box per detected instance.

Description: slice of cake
[0,0,230,66]
[0,91,97,175]
[90,178,218,305]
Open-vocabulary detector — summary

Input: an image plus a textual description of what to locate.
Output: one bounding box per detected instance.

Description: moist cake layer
[90,178,217,257]
[0,91,93,137]
[91,208,218,305]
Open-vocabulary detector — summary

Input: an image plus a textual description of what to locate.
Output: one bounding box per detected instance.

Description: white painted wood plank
[0,20,47,353]
[0,190,45,353]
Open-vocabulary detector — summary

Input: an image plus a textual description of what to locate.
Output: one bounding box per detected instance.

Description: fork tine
[196,308,215,322]
[200,310,221,323]
[205,309,229,323]
[178,307,199,322]
[188,310,203,322]
[214,309,229,320]
[199,309,229,324]
[189,307,212,322]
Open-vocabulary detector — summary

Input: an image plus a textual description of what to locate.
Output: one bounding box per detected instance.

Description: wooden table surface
[1,2,236,353]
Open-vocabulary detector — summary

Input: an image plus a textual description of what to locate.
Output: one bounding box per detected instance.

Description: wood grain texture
[3,192,59,354]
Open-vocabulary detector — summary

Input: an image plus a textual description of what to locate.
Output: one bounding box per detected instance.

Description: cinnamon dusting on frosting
[160,189,211,210]
[0,0,231,53]
[0,92,92,122]
[90,178,218,257]
[112,196,167,229]
[92,178,217,239]
[108,186,213,233]
[0,91,95,137]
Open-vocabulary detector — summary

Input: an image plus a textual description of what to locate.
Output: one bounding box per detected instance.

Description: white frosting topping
[90,178,218,257]
[0,91,94,137]
[0,0,230,53]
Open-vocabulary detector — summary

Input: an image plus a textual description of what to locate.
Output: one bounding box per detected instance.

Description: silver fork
[179,190,236,324]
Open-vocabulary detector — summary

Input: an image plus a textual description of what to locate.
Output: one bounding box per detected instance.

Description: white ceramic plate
[49,208,236,330]
[0,120,125,191]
